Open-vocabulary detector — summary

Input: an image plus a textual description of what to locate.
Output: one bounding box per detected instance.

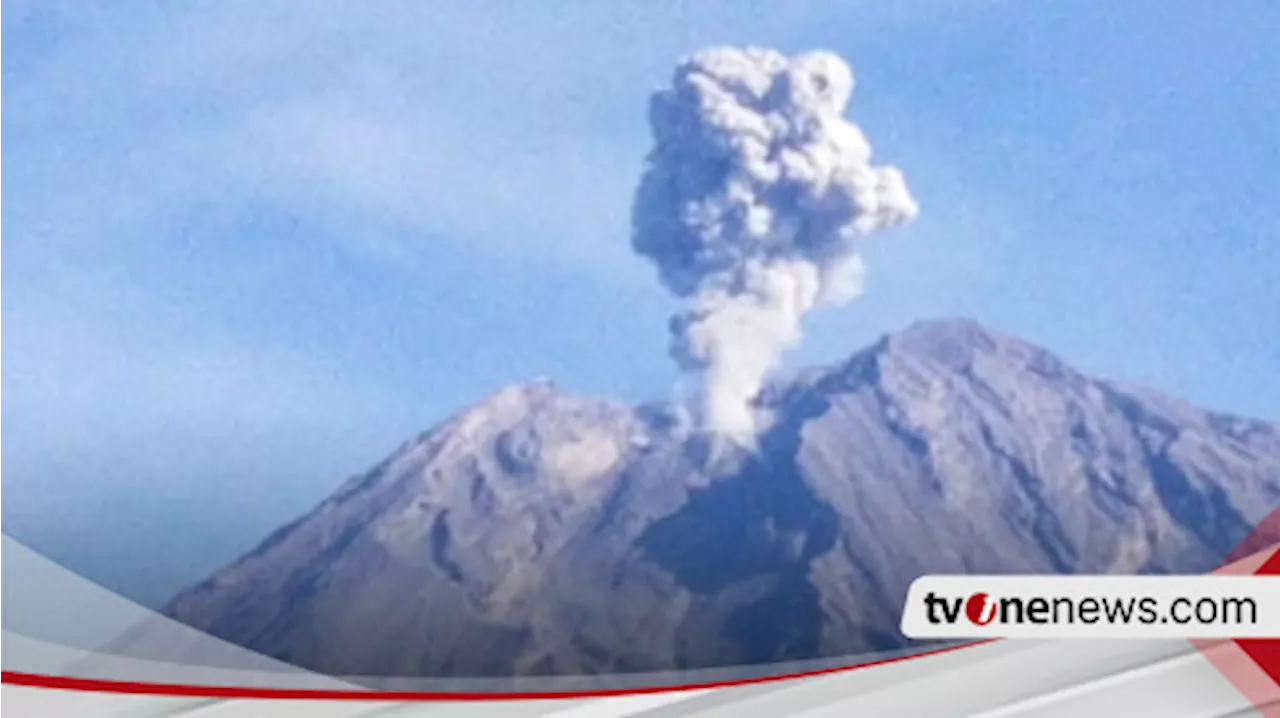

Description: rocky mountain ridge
[161,319,1280,677]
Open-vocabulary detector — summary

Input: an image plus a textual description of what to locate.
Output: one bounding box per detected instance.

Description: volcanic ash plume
[631,47,919,439]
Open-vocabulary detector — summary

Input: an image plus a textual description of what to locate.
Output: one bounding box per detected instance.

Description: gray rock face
[162,320,1280,677]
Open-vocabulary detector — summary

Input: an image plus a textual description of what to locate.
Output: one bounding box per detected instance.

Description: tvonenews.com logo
[923,591,1257,627]
[900,576,1280,639]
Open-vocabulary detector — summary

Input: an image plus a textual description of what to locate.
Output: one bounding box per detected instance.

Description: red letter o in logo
[965,592,996,625]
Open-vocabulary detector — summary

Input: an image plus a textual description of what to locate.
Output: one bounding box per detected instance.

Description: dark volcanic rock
[160,320,1280,677]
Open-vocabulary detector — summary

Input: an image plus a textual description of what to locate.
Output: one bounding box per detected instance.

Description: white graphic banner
[901,575,1280,639]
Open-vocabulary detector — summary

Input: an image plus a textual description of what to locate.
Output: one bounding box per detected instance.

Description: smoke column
[631,47,919,439]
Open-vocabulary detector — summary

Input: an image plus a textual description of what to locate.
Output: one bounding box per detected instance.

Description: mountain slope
[161,319,1280,677]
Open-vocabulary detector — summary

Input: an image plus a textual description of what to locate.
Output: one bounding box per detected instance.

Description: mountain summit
[161,319,1280,677]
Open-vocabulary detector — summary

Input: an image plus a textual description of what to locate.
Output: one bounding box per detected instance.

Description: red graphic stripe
[1235,547,1280,688]
[1,640,989,701]
[1196,507,1280,715]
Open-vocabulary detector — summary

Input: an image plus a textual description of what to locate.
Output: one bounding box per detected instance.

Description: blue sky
[4,1,1278,607]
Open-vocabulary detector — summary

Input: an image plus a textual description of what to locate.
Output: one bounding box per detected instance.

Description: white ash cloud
[631,46,919,438]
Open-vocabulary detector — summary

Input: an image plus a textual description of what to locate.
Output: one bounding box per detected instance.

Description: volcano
[159,319,1280,677]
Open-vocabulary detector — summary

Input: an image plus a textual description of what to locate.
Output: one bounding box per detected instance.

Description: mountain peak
[896,316,997,340]
[889,317,1016,356]
[453,377,587,424]
[878,317,1070,380]
[489,375,561,402]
